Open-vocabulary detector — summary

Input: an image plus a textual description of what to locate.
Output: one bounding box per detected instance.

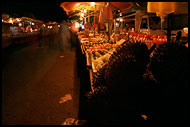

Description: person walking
[58,20,72,51]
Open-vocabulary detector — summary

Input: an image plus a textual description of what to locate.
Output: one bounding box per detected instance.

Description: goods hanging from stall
[61,2,188,93]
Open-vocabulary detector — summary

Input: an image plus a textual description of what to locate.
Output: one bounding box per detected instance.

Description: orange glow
[141,114,148,120]
[18,23,22,27]
[75,22,80,28]
[119,18,123,22]
[183,27,188,35]
[71,21,80,33]
[59,94,72,104]
[9,18,13,24]
[16,18,21,22]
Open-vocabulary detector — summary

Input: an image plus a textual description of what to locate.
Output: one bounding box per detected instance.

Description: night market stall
[61,2,188,124]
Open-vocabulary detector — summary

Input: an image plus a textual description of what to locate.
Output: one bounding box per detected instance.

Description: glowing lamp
[9,18,13,24]
[120,18,123,22]
[90,2,95,6]
[84,9,87,13]
[19,23,22,27]
[71,21,80,33]
[81,13,84,17]
[183,27,188,35]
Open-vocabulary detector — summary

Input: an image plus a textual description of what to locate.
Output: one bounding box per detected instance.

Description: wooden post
[94,5,96,37]
[107,2,110,43]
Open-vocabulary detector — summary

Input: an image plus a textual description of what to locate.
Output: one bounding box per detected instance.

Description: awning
[60,2,135,15]
[21,17,44,24]
[60,2,105,15]
[109,2,135,11]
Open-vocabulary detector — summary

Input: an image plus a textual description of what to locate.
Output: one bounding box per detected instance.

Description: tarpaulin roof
[109,2,135,11]
[60,2,135,15]
[21,17,44,24]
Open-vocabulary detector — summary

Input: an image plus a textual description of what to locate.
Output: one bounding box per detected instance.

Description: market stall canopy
[147,2,188,18]
[60,2,136,14]
[109,2,135,11]
[2,13,9,19]
[60,2,105,15]
[21,17,44,24]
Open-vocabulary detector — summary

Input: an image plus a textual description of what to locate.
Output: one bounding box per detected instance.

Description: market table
[77,32,127,93]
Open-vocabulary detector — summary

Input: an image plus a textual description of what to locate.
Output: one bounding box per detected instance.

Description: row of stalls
[60,2,188,92]
[60,2,188,123]
[60,2,188,125]
[2,13,61,48]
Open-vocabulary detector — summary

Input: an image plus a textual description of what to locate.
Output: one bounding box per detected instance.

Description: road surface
[2,36,80,125]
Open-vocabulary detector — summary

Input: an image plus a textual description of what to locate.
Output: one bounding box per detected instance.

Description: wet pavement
[2,36,80,125]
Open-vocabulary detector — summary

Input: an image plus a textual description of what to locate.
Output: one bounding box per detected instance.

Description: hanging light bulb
[120,13,122,17]
[84,9,87,13]
[75,22,80,28]
[81,13,84,17]
[120,18,123,22]
[16,18,20,22]
[9,18,13,24]
[18,23,22,27]
[116,23,119,27]
[90,2,95,6]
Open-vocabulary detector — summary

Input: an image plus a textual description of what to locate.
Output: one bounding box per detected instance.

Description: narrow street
[2,37,80,125]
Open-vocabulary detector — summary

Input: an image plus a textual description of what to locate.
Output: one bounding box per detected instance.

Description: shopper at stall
[175,31,182,43]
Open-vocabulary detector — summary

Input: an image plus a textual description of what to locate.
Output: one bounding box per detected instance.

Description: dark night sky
[2,0,68,22]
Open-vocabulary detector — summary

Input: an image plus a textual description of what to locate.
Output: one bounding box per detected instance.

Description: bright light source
[81,25,85,29]
[2,19,4,22]
[183,27,188,35]
[9,18,13,24]
[120,13,122,17]
[19,23,22,27]
[43,24,46,27]
[84,9,87,13]
[81,13,84,17]
[75,22,80,28]
[80,17,83,20]
[90,2,95,6]
[116,18,120,21]
[16,18,20,22]
[120,18,123,22]
[58,25,60,27]
[116,23,119,27]
[31,22,35,25]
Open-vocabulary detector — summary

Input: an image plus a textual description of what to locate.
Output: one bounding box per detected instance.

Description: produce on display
[150,41,188,84]
[105,40,150,90]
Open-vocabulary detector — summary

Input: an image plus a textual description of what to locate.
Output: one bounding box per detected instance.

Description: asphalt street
[2,37,80,125]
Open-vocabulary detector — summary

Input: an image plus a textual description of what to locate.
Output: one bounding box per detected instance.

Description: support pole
[107,2,110,43]
[94,5,96,37]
